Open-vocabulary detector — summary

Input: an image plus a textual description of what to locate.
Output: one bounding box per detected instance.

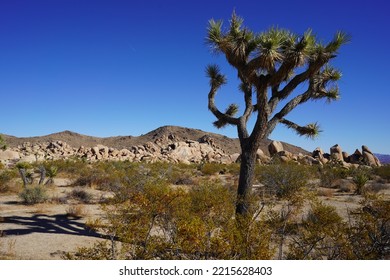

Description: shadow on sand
[2,214,106,239]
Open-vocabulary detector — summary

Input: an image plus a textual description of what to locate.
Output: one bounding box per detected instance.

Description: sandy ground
[0,179,110,259]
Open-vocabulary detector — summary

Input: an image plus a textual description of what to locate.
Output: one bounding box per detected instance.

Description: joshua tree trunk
[236,139,257,215]
[18,168,28,187]
[38,166,46,185]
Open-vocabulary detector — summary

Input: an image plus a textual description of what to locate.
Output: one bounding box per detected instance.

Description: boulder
[330,144,343,162]
[256,149,270,163]
[230,153,241,163]
[349,149,363,164]
[312,147,324,158]
[269,150,294,163]
[363,151,381,167]
[362,145,373,154]
[19,154,37,163]
[0,150,20,161]
[362,145,381,167]
[342,151,350,162]
[331,179,355,192]
[268,141,284,156]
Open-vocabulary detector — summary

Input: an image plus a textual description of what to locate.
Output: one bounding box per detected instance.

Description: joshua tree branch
[208,87,240,126]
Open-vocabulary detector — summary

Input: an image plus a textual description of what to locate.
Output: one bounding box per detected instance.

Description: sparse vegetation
[69,187,93,203]
[2,158,390,259]
[352,168,370,195]
[19,185,48,205]
[374,165,390,182]
[66,205,87,218]
[0,169,18,193]
[318,164,349,187]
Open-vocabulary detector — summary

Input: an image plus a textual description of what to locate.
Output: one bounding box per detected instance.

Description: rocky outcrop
[330,144,343,162]
[0,136,237,166]
[311,144,381,167]
[362,145,381,167]
[0,135,382,169]
[0,150,20,161]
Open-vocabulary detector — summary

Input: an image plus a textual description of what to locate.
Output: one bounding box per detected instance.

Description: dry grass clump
[68,187,93,204]
[66,205,88,218]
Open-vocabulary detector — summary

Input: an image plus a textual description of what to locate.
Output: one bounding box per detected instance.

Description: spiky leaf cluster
[206,12,349,140]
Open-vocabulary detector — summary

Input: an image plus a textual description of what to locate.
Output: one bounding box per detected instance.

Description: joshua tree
[206,12,349,215]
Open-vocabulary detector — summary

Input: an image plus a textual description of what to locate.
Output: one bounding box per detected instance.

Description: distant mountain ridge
[375,153,390,165]
[1,125,309,156]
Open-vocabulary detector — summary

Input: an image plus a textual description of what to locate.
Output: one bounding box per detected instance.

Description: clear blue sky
[1,0,389,154]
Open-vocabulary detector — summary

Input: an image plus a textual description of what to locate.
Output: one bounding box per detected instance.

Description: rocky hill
[1,125,308,156]
[0,126,381,168]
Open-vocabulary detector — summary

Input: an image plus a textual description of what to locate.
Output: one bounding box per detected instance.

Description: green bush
[199,163,226,175]
[351,168,370,195]
[259,163,312,200]
[0,169,18,193]
[347,195,390,259]
[373,165,390,181]
[287,201,349,259]
[68,178,274,260]
[318,165,350,187]
[19,185,48,204]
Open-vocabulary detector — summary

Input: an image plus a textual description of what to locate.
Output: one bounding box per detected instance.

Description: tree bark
[236,140,257,216]
[18,168,28,187]
[38,166,46,185]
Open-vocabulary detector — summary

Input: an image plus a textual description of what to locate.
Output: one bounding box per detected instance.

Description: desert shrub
[366,183,388,194]
[351,168,370,195]
[259,163,312,200]
[318,165,350,187]
[19,185,48,205]
[347,195,390,259]
[69,187,93,203]
[66,205,87,218]
[373,165,390,182]
[50,159,90,177]
[72,178,274,260]
[220,163,240,176]
[62,241,112,260]
[199,163,227,175]
[258,163,314,259]
[287,201,350,259]
[0,169,18,193]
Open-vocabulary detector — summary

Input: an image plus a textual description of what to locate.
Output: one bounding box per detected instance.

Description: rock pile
[0,137,381,168]
[258,141,381,167]
[310,144,381,167]
[0,135,238,166]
